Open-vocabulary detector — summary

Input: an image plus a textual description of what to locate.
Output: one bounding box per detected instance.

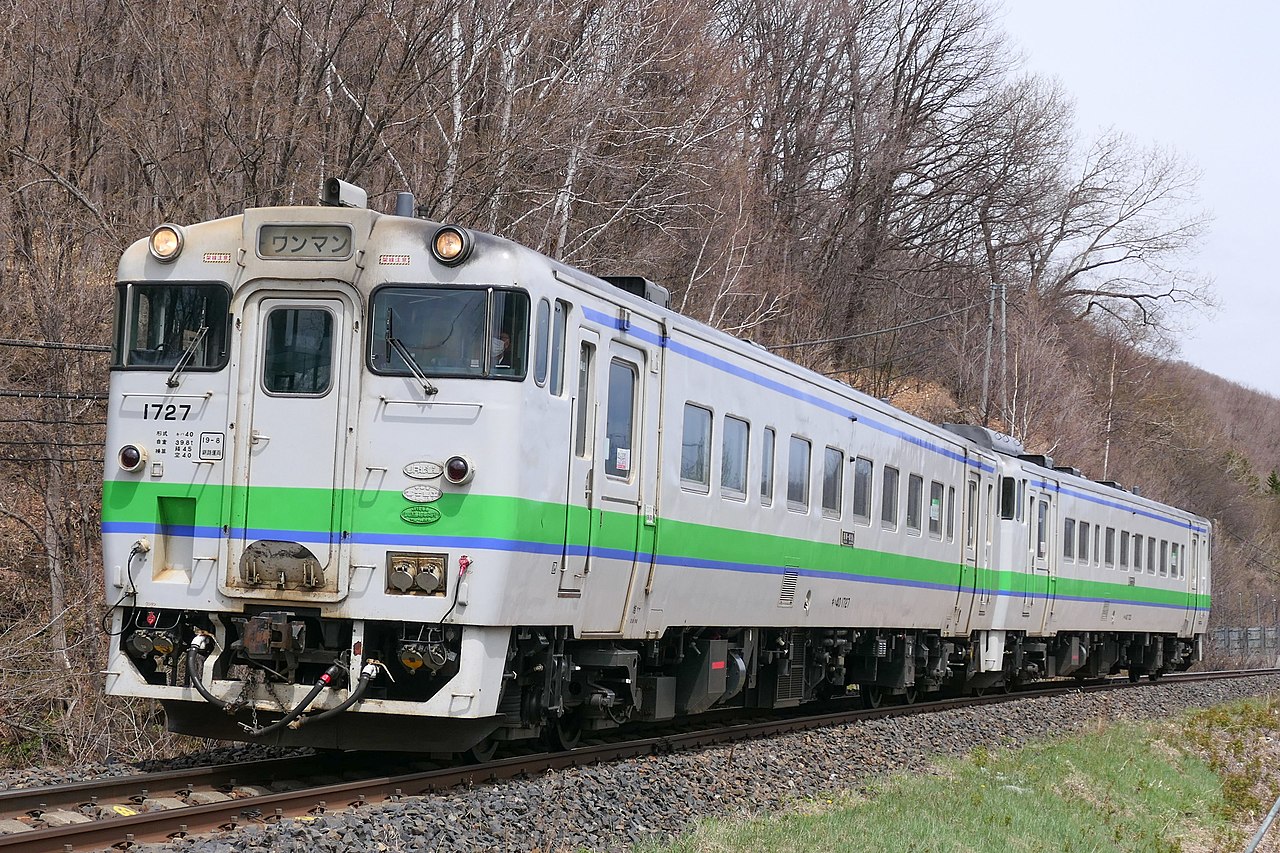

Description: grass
[636,700,1280,853]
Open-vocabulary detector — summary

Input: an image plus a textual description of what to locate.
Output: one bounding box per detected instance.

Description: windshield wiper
[385,309,439,398]
[386,334,439,397]
[166,325,209,388]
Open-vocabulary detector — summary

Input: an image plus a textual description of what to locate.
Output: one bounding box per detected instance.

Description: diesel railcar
[102,181,1211,754]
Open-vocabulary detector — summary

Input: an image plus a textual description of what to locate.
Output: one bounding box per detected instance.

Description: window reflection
[371,286,529,378]
[263,308,333,395]
[119,283,230,369]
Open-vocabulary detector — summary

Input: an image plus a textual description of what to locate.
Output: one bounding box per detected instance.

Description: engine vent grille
[778,570,798,607]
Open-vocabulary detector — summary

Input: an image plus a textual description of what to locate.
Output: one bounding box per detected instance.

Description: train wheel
[1128,668,1142,683]
[545,712,583,751]
[860,685,883,709]
[899,687,918,705]
[462,735,499,764]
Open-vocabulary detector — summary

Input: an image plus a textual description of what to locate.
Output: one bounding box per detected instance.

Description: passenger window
[882,467,900,529]
[928,481,944,539]
[680,404,712,490]
[852,457,873,523]
[722,416,749,499]
[1063,518,1075,559]
[549,301,568,395]
[1036,500,1048,558]
[906,474,923,533]
[999,477,1016,520]
[604,360,636,479]
[821,447,843,518]
[1078,523,1090,565]
[1120,531,1130,571]
[946,486,956,541]
[1147,537,1157,575]
[1105,528,1115,568]
[787,436,811,512]
[574,343,594,457]
[760,428,776,507]
[965,480,978,547]
[1133,534,1143,572]
[1159,540,1168,576]
[1094,525,1101,564]
[263,307,333,395]
[534,298,550,385]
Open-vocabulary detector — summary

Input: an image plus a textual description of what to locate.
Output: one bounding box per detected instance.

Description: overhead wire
[0,390,107,400]
[0,338,111,353]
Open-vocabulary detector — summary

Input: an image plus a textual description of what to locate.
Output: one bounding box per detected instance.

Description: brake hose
[186,634,230,711]
[240,663,345,737]
[186,634,347,737]
[296,662,381,727]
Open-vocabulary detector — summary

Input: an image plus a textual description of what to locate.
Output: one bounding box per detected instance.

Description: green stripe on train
[101,481,1210,610]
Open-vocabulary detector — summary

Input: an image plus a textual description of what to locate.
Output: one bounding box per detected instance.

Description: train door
[559,330,600,596]
[1025,485,1054,630]
[579,340,649,634]
[225,292,352,600]
[957,470,982,630]
[1182,532,1201,635]
[1195,533,1211,634]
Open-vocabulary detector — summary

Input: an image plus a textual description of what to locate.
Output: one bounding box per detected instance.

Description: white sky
[999,2,1280,398]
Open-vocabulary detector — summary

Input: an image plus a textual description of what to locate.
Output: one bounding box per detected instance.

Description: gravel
[10,676,1280,851]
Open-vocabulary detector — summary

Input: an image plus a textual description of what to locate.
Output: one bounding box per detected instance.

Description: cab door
[579,340,647,634]
[225,292,351,601]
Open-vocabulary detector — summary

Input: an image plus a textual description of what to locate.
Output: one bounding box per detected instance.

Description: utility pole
[980,278,996,426]
[999,281,1007,429]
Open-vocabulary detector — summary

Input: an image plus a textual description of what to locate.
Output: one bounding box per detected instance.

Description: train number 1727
[143,403,192,421]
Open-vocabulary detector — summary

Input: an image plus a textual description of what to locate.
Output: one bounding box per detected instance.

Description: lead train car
[102,187,1211,753]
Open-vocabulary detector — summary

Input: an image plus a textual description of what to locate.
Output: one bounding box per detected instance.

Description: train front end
[102,194,544,752]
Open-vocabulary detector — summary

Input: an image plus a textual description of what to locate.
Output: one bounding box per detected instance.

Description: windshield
[370,286,529,379]
[115,283,231,369]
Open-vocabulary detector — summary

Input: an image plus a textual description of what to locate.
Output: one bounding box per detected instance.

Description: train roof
[117,197,1207,529]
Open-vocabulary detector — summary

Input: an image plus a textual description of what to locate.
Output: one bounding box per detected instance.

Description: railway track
[2,667,1275,852]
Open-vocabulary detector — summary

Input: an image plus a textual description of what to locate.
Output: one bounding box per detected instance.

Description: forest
[0,0,1276,763]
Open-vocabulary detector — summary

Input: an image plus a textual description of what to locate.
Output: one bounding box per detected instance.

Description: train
[101,179,1211,755]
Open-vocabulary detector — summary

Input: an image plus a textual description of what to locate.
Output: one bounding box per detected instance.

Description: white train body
[102,193,1210,751]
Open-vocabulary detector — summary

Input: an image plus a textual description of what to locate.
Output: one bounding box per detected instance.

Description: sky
[999,2,1280,398]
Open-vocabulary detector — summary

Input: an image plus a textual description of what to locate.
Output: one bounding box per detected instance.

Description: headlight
[431,226,472,266]
[149,224,185,262]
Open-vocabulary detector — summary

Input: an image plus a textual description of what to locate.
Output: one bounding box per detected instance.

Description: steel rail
[1,667,1276,852]
[0,753,341,817]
